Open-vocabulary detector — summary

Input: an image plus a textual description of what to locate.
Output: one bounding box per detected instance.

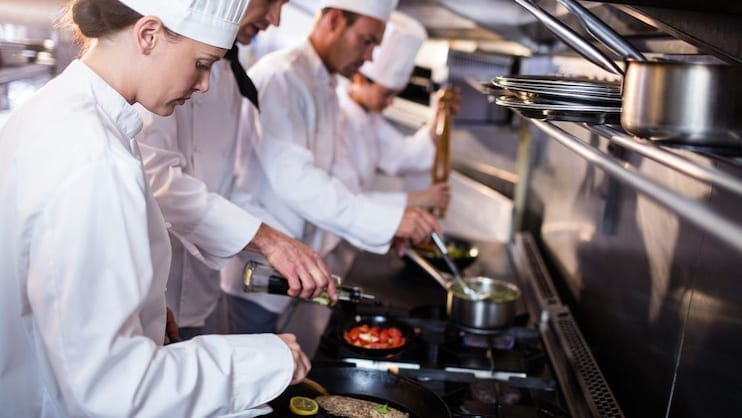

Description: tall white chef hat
[360,11,427,90]
[118,0,250,49]
[320,0,399,22]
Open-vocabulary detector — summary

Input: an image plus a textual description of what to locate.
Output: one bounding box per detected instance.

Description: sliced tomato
[344,324,407,349]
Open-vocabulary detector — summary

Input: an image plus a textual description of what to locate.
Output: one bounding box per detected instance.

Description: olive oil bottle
[242,261,376,306]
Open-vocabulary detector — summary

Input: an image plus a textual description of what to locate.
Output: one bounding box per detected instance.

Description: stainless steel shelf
[585,124,742,198]
[528,119,742,254]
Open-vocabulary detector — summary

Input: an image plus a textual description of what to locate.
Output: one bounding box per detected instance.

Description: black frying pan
[406,233,479,272]
[267,366,451,418]
[338,314,415,356]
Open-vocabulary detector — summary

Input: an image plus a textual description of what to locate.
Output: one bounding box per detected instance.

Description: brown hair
[60,0,178,49]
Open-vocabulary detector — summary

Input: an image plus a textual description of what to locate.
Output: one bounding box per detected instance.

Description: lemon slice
[289,396,318,416]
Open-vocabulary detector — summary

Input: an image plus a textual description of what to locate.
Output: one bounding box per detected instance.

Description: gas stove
[314,302,568,418]
[297,233,622,417]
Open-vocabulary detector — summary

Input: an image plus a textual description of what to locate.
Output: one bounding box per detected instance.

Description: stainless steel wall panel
[520,120,742,417]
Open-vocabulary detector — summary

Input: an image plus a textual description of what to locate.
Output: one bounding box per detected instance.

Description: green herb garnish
[376,403,390,414]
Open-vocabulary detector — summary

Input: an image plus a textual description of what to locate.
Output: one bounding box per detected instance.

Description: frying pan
[513,0,742,147]
[408,233,479,272]
[268,366,451,417]
[338,314,415,356]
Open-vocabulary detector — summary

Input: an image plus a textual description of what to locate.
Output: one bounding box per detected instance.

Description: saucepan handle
[401,246,452,290]
[512,0,624,75]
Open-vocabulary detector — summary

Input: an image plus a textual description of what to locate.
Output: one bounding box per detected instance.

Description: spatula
[430,232,483,299]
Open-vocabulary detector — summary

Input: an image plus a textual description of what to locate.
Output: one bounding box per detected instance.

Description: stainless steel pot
[621,60,742,145]
[446,276,520,329]
[402,247,521,330]
[513,0,742,147]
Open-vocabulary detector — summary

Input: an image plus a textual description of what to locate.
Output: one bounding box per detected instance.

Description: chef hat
[320,0,398,22]
[360,11,427,90]
[118,0,250,49]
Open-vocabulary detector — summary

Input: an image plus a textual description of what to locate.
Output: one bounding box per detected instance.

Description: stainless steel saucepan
[403,247,520,330]
[513,0,742,147]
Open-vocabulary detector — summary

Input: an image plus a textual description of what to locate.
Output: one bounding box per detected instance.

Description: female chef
[0,0,309,416]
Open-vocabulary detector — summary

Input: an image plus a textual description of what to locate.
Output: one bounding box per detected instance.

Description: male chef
[136,0,335,339]
[220,0,441,333]
[327,11,461,275]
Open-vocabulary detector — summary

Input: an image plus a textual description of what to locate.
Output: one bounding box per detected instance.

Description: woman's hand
[277,333,311,385]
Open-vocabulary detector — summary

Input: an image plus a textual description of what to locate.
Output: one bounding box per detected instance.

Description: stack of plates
[492,75,622,123]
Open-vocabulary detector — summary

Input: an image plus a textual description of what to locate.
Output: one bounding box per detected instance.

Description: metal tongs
[430,232,485,299]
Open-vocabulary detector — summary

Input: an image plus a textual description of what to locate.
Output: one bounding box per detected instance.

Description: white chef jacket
[136,59,263,327]
[220,41,406,309]
[333,83,436,204]
[317,85,439,278]
[244,40,404,253]
[0,60,293,418]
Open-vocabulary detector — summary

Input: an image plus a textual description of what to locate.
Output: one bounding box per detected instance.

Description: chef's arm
[330,126,364,194]
[376,116,436,175]
[248,223,336,300]
[230,107,334,300]
[372,88,462,177]
[29,161,294,417]
[254,79,404,252]
[135,107,258,269]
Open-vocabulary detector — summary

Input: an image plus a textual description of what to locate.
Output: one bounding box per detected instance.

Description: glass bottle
[242,260,376,307]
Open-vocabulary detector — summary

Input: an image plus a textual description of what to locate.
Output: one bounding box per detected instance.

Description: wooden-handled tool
[301,377,329,395]
[431,87,455,218]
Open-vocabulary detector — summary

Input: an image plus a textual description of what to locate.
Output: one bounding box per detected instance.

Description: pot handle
[554,0,645,61]
[512,0,624,76]
[401,246,452,290]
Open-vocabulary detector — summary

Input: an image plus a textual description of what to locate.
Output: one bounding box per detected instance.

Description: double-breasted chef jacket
[136,59,264,328]
[219,40,405,308]
[0,60,293,418]
[333,82,436,203]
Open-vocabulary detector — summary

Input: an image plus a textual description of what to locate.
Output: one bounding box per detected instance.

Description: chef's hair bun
[65,0,141,40]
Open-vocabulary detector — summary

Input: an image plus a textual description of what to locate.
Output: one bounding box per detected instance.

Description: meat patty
[315,395,409,418]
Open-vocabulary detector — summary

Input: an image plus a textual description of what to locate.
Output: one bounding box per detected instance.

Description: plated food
[316,395,408,418]
[343,324,406,350]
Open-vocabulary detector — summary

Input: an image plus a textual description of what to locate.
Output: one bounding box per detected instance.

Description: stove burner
[315,304,566,417]
[462,333,516,351]
[469,380,499,404]
[450,321,518,338]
